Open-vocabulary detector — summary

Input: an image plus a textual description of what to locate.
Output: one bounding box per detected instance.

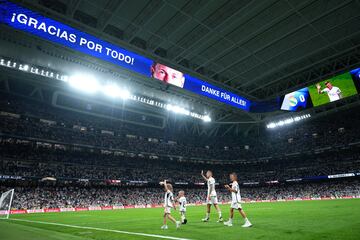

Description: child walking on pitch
[224,172,252,227]
[177,190,187,224]
[160,180,181,229]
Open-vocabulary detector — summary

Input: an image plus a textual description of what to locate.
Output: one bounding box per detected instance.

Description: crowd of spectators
[1,180,359,210]
[1,94,360,161]
[1,93,360,211]
[1,140,359,183]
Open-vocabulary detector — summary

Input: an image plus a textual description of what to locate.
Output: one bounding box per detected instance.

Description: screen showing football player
[316,81,342,102]
[151,62,185,88]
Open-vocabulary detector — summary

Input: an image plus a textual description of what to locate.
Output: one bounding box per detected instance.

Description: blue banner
[0,0,152,75]
[184,75,250,111]
[0,0,251,111]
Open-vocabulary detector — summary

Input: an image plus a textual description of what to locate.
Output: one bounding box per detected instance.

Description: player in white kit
[224,172,252,227]
[316,81,342,102]
[177,190,187,224]
[160,180,181,230]
[201,170,223,222]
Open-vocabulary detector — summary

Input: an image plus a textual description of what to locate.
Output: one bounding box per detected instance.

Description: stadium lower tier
[1,140,359,184]
[1,179,359,210]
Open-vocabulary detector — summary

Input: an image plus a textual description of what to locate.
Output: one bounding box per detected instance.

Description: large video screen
[0,0,251,111]
[350,67,360,92]
[281,87,311,111]
[150,62,250,111]
[308,72,358,107]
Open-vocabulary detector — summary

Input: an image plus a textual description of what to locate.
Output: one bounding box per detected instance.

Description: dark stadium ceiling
[13,0,360,101]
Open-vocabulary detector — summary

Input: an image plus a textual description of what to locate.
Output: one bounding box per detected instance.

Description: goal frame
[0,189,14,219]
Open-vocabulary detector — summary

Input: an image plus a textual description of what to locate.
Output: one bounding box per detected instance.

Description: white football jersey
[207,177,217,197]
[322,86,341,102]
[231,181,241,203]
[178,196,187,212]
[164,190,174,207]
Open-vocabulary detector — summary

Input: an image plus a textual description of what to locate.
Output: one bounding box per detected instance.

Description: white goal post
[0,189,15,219]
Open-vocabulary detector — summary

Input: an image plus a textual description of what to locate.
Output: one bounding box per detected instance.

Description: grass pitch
[308,72,358,106]
[0,199,359,240]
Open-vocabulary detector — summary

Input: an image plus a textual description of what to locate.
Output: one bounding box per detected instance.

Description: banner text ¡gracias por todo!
[11,12,135,65]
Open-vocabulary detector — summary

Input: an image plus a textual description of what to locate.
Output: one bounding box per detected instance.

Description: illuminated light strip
[0,57,210,121]
[266,114,311,129]
[0,57,69,81]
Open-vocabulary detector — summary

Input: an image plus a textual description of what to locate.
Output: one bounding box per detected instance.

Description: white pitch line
[9,218,193,240]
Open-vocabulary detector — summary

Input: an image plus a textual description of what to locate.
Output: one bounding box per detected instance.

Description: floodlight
[284,118,294,124]
[102,84,122,98]
[21,64,29,71]
[267,114,311,129]
[69,74,99,93]
[166,104,174,111]
[203,115,211,122]
[119,89,131,99]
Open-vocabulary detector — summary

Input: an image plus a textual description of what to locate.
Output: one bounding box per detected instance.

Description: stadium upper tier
[0,94,359,184]
[0,93,360,161]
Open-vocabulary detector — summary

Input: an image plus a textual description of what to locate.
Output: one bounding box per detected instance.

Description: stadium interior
[0,0,360,240]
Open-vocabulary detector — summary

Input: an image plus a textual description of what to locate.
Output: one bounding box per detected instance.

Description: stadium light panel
[20,64,29,71]
[203,115,212,122]
[62,75,69,82]
[102,84,122,98]
[119,89,131,100]
[267,114,311,129]
[69,74,99,93]
[166,104,191,116]
[166,104,173,111]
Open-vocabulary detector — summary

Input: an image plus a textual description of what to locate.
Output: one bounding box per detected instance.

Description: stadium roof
[18,0,360,99]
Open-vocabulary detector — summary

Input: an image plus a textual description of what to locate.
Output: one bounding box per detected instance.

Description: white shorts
[179,208,186,213]
[207,196,218,205]
[231,202,242,209]
[164,207,172,214]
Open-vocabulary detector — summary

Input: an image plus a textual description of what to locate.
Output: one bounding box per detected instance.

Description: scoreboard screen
[281,67,359,111]
[281,88,311,111]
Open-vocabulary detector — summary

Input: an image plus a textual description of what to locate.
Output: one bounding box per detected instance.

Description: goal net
[0,189,14,219]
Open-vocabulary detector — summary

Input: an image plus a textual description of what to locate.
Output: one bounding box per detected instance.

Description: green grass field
[1,199,360,240]
[308,72,357,106]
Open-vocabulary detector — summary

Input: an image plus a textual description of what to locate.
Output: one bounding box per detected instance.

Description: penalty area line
[8,218,193,240]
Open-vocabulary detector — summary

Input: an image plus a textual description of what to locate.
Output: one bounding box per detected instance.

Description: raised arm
[316,84,322,94]
[201,170,208,181]
[163,180,169,191]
